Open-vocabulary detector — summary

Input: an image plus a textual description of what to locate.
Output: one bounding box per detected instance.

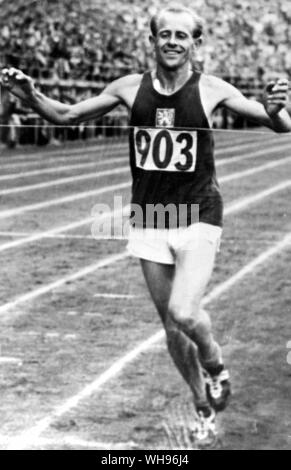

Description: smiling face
[150,11,199,71]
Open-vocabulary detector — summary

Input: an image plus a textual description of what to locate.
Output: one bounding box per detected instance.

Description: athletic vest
[129,71,223,229]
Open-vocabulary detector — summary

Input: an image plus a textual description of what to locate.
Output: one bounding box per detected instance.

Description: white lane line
[0,252,130,317]
[0,435,136,450]
[45,333,60,339]
[224,179,291,214]
[0,166,129,196]
[0,231,94,240]
[57,436,137,450]
[0,148,290,250]
[219,154,291,182]
[0,134,279,172]
[0,149,127,171]
[2,134,275,181]
[0,357,23,366]
[215,134,277,151]
[0,232,26,238]
[0,204,131,253]
[64,334,78,341]
[0,136,229,165]
[16,331,78,341]
[203,233,291,305]
[5,331,164,450]
[0,142,128,164]
[217,142,291,166]
[0,140,289,222]
[1,142,290,198]
[0,178,290,320]
[6,230,291,450]
[93,293,138,299]
[0,180,130,220]
[0,156,127,182]
[0,133,274,162]
[0,132,273,164]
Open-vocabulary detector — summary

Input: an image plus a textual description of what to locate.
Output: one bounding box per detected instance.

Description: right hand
[0,67,35,100]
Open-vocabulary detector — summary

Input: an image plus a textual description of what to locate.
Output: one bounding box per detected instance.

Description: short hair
[150,4,204,39]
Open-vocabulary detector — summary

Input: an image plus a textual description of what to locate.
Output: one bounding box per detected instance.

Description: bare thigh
[169,237,218,323]
[140,260,174,323]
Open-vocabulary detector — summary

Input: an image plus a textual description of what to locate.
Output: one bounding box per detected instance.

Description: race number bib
[134,127,197,172]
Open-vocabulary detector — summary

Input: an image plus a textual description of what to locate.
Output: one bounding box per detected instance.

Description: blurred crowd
[1,0,290,147]
[1,0,291,82]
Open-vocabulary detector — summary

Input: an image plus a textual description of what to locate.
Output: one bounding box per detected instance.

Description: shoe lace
[208,370,229,399]
[209,376,222,398]
[196,411,208,440]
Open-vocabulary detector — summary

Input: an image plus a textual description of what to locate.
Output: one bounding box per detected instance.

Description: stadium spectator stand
[1,0,290,146]
[1,0,291,81]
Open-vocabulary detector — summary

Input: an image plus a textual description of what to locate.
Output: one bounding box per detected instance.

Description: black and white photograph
[0,0,290,452]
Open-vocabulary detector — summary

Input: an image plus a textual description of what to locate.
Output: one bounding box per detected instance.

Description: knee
[168,301,205,332]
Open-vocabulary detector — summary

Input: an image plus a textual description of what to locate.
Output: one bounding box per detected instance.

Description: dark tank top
[129,71,223,229]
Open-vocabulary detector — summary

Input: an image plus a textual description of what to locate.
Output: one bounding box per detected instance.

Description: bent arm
[219,80,291,133]
[0,68,124,125]
[29,89,121,125]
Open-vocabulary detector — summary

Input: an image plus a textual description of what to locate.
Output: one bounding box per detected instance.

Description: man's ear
[194,37,203,49]
[149,35,155,46]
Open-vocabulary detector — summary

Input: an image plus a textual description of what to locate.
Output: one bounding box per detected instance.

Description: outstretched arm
[220,78,291,133]
[0,68,123,125]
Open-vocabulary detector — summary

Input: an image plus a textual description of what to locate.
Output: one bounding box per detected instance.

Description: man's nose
[167,34,178,46]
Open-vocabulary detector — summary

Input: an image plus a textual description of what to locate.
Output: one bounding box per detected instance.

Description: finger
[0,69,18,88]
[273,81,290,93]
[0,69,15,81]
[2,69,25,86]
[8,67,20,75]
[5,68,22,82]
[275,79,289,86]
[271,85,289,92]
[267,94,288,100]
[267,90,289,99]
[267,95,288,101]
[10,72,24,82]
[8,68,17,77]
[267,100,287,106]
[267,91,289,97]
[268,93,289,100]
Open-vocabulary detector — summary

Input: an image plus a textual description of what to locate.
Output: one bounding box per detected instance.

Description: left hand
[263,79,289,117]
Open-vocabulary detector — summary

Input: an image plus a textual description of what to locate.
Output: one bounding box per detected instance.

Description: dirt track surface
[0,130,290,450]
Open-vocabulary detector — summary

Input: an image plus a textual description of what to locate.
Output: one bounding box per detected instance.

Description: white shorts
[127,222,222,265]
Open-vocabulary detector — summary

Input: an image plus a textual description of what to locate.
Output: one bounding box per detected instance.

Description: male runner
[1,4,290,446]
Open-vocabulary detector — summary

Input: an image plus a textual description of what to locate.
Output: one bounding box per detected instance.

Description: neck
[153,63,193,95]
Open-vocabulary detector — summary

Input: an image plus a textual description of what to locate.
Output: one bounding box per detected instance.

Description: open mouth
[164,50,182,56]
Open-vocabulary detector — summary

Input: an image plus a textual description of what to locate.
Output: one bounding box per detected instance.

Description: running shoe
[191,407,217,449]
[205,365,231,412]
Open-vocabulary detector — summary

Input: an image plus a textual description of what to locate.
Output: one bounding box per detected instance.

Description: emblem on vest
[156,108,175,128]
